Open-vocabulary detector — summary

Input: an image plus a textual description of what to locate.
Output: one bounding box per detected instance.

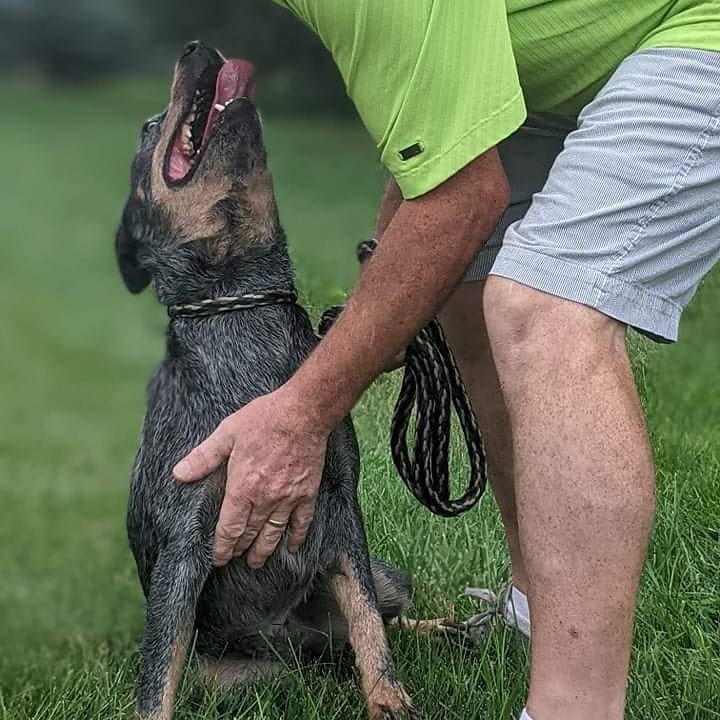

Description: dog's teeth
[181,128,195,157]
[213,98,238,112]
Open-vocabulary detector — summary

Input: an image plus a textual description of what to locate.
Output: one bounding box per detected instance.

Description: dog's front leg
[136,543,210,720]
[329,554,420,720]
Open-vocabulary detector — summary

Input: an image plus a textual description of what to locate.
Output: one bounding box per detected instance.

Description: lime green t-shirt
[273,1,720,198]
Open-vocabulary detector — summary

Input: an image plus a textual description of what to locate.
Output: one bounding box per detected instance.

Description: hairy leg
[329,554,417,720]
[484,277,656,720]
[440,281,528,592]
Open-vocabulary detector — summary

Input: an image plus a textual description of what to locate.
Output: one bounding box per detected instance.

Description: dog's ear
[115,201,151,294]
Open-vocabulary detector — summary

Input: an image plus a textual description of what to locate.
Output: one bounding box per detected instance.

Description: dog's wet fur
[116,42,418,720]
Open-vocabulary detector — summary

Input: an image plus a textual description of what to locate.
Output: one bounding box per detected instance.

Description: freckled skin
[483,279,656,720]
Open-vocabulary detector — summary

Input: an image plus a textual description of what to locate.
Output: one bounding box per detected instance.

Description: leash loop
[320,240,487,517]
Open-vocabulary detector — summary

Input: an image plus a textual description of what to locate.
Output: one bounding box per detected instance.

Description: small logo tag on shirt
[399,142,424,161]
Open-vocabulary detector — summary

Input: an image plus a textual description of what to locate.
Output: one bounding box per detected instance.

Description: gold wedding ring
[267,518,286,528]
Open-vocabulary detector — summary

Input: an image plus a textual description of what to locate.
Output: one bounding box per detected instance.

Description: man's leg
[484,278,656,720]
[438,114,574,597]
[446,46,720,719]
[440,282,528,594]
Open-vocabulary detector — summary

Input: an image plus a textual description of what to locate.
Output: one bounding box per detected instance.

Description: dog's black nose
[182,40,201,58]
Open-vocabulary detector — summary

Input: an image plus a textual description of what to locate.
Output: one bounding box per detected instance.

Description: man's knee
[483,276,628,378]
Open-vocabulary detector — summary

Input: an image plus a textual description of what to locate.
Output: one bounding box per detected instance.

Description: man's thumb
[173,426,232,482]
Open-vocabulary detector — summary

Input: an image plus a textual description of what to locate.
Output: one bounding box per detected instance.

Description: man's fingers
[231,509,270,558]
[212,495,253,567]
[213,527,240,568]
[173,423,234,483]
[244,505,294,569]
[287,500,316,553]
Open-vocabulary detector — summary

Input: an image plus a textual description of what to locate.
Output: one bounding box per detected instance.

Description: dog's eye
[142,111,166,136]
[142,117,160,134]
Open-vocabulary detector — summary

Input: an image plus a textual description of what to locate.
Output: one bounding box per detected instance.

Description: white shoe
[462,583,531,640]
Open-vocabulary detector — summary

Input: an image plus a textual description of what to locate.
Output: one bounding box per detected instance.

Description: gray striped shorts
[465,48,720,342]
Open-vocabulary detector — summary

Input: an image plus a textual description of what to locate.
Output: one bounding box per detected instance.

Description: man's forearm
[287,149,509,430]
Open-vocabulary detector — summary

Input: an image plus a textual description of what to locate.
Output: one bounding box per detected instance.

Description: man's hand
[173,386,330,569]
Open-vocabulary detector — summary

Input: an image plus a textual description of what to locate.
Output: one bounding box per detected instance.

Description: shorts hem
[463,246,502,282]
[489,245,682,342]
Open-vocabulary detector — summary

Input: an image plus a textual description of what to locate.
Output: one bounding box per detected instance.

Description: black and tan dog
[115,41,418,720]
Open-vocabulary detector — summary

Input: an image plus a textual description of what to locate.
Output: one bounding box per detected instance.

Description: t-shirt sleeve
[275,0,526,198]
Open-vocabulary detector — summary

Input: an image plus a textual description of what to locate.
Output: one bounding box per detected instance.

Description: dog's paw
[372,703,422,720]
[368,685,421,720]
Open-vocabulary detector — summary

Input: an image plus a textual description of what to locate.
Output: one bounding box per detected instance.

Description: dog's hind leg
[289,559,412,656]
[136,544,210,720]
[328,551,419,720]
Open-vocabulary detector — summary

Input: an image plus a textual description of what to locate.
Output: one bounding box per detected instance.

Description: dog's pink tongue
[218,59,256,102]
[202,59,257,146]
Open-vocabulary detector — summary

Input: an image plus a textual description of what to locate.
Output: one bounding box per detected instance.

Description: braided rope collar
[167,289,298,319]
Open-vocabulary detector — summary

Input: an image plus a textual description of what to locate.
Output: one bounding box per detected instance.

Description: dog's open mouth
[166,58,257,185]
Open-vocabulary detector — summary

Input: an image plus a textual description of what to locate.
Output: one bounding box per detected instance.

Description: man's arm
[173,148,509,567]
[290,148,508,430]
[374,176,404,239]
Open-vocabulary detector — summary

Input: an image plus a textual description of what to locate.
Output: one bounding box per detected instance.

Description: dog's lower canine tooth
[214,103,225,112]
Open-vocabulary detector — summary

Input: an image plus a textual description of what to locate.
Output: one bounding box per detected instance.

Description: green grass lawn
[0,78,718,719]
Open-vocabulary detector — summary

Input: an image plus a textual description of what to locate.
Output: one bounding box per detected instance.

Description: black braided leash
[168,290,298,319]
[319,240,488,517]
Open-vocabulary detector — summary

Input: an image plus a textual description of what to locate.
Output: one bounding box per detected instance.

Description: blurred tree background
[0,0,352,113]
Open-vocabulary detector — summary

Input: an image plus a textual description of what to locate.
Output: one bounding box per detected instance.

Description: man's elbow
[462,148,510,241]
[399,146,510,264]
[431,148,511,255]
[476,169,510,234]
